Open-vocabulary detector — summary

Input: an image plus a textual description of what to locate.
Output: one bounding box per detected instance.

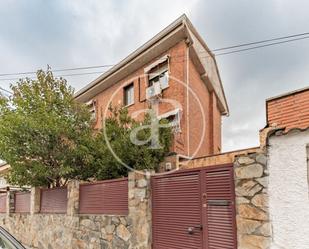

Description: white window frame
[86,99,96,121]
[145,55,170,90]
[158,108,182,133]
[148,67,169,90]
[144,55,169,73]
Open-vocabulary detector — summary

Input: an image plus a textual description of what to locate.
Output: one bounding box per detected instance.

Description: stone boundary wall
[0,155,275,249]
[0,171,152,249]
[234,152,271,249]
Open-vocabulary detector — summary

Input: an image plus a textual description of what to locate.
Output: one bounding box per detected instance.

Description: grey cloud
[0,0,308,152]
[0,1,74,60]
[191,0,309,150]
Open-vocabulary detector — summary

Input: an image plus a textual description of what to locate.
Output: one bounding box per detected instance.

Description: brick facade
[87,40,223,157]
[75,15,228,158]
[266,87,309,131]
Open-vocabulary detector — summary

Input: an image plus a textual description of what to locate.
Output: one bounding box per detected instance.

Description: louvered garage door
[202,166,237,249]
[152,165,236,249]
[152,171,203,249]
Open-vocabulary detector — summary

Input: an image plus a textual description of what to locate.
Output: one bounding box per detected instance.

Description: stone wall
[128,171,152,249]
[0,171,152,249]
[0,153,286,249]
[234,152,271,249]
[0,214,131,249]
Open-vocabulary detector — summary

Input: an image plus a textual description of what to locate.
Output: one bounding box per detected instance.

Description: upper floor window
[124,83,134,106]
[148,62,169,90]
[144,55,169,91]
[159,108,182,133]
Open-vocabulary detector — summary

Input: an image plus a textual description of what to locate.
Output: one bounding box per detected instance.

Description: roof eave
[266,86,309,102]
[75,14,188,101]
[74,14,229,116]
[183,17,229,115]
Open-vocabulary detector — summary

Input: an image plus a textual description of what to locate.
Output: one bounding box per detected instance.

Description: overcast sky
[0,0,309,152]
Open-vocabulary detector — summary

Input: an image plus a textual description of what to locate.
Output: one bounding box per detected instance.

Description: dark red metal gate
[152,164,236,249]
[152,170,203,249]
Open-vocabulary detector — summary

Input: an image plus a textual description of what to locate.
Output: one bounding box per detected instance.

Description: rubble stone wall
[0,171,152,249]
[234,152,271,249]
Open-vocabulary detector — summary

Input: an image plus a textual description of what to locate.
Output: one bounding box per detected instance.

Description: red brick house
[75,14,228,158]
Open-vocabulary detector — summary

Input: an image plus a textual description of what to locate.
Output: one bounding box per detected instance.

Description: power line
[0,31,309,81]
[0,64,114,77]
[0,87,13,95]
[0,71,106,82]
[211,32,309,52]
[215,35,309,56]
[0,33,308,94]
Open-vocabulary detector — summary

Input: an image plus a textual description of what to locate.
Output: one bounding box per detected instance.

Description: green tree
[91,106,173,180]
[0,70,173,187]
[0,70,95,187]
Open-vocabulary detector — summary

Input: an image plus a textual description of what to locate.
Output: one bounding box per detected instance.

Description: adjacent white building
[268,128,309,249]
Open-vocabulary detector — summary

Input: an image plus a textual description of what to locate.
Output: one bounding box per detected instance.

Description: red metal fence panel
[202,166,237,249]
[14,192,31,213]
[40,187,67,214]
[79,178,128,215]
[0,194,6,213]
[152,171,203,249]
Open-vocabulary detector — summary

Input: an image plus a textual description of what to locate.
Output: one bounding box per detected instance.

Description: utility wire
[215,35,309,56]
[211,32,309,52]
[0,32,309,81]
[0,71,106,82]
[0,87,13,95]
[0,64,114,77]
[1,33,309,94]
